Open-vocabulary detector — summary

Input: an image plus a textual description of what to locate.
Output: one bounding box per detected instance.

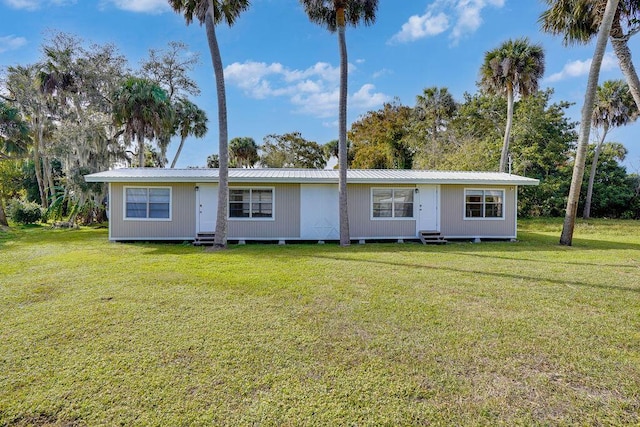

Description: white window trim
[370,187,416,221]
[463,188,505,221]
[228,186,276,221]
[123,186,172,221]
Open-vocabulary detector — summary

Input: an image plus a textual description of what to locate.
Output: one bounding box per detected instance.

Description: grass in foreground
[1,219,639,426]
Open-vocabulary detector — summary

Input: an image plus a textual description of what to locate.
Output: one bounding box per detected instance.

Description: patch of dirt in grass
[16,283,60,305]
[4,412,84,427]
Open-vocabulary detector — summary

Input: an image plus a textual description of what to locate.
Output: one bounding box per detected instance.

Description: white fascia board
[86,175,539,186]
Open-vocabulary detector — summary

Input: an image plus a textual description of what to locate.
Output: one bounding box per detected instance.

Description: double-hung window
[229,188,273,219]
[465,189,504,219]
[125,187,171,220]
[372,188,414,219]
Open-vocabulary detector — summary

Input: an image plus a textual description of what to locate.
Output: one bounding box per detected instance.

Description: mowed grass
[1,219,639,426]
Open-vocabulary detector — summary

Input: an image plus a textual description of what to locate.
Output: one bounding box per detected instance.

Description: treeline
[0,33,208,225]
[2,34,640,227]
[240,86,640,219]
[344,88,640,219]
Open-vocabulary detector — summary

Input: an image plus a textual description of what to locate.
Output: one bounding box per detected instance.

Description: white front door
[196,183,218,233]
[300,184,339,240]
[416,185,439,233]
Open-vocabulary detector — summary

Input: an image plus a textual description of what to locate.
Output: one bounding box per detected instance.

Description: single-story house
[84,168,539,243]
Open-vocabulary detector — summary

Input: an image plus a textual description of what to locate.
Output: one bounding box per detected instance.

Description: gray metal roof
[84,168,539,186]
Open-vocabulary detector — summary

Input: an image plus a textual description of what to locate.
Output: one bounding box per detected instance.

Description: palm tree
[229,137,258,168]
[168,0,250,249]
[540,0,640,109]
[112,77,174,168]
[480,38,545,173]
[560,0,620,246]
[170,98,208,168]
[584,79,638,218]
[415,86,457,169]
[299,0,379,247]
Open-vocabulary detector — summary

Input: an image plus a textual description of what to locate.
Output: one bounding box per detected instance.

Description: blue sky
[1,0,640,172]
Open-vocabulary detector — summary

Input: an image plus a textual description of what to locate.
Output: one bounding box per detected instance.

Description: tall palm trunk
[561,0,620,246]
[337,7,350,247]
[610,14,640,109]
[500,86,514,173]
[583,128,608,219]
[206,7,229,248]
[170,135,187,168]
[138,135,145,167]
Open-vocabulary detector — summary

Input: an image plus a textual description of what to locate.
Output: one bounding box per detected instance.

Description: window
[125,187,171,220]
[372,188,414,219]
[465,189,503,219]
[229,188,273,219]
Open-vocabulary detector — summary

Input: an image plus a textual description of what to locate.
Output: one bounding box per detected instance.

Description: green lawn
[1,219,639,426]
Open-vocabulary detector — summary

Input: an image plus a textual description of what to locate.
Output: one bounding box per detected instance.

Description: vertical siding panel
[440,185,516,238]
[348,184,417,239]
[227,183,300,239]
[110,182,196,240]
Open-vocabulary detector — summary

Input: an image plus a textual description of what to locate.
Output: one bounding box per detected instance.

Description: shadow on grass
[299,252,640,295]
[0,227,12,247]
[137,230,640,258]
[445,250,639,270]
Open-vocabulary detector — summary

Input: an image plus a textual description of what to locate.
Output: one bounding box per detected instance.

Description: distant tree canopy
[349,101,413,169]
[229,137,259,168]
[260,132,327,169]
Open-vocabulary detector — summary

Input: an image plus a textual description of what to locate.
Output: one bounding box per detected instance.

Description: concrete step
[193,232,215,246]
[419,230,447,245]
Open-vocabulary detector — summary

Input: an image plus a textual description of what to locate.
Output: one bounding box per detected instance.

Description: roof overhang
[84,168,540,186]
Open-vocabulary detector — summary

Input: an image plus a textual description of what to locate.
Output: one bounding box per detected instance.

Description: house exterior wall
[109,182,196,240]
[348,184,417,239]
[228,183,300,239]
[440,184,517,238]
[107,181,519,242]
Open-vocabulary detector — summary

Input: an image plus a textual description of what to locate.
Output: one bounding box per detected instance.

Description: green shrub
[8,199,43,224]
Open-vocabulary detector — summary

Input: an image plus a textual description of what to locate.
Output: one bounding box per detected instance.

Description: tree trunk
[0,199,8,227]
[206,7,229,248]
[583,129,607,219]
[170,136,187,168]
[33,115,47,207]
[499,87,514,173]
[138,135,145,168]
[337,9,350,247]
[609,13,640,110]
[560,0,619,246]
[43,155,56,203]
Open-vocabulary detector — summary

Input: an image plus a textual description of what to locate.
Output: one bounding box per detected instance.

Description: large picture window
[465,189,504,219]
[125,187,171,220]
[229,188,273,219]
[372,188,414,219]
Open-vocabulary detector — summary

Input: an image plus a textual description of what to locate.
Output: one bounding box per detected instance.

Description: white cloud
[390,12,449,43]
[372,68,392,79]
[3,0,74,10]
[225,60,390,118]
[104,0,169,13]
[390,0,504,45]
[292,88,340,117]
[546,52,617,83]
[352,84,389,109]
[0,35,27,53]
